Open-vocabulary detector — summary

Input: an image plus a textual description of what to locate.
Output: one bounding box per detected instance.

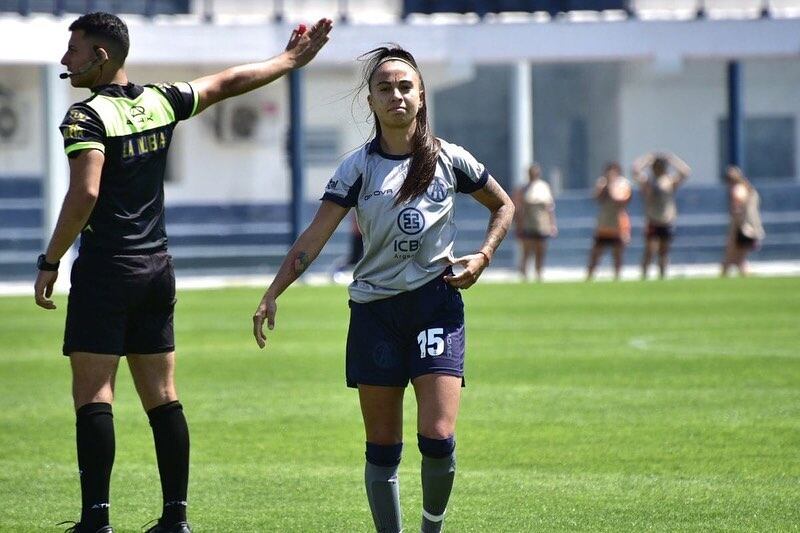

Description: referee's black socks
[75,402,115,530]
[147,400,190,526]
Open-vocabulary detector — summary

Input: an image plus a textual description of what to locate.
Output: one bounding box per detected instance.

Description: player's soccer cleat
[142,519,192,533]
[56,521,113,533]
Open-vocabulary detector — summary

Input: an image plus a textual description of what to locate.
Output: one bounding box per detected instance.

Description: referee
[33,12,332,533]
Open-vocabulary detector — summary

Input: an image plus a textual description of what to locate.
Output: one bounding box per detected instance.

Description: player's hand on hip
[34,269,58,310]
[285,18,333,68]
[444,253,488,290]
[253,294,277,349]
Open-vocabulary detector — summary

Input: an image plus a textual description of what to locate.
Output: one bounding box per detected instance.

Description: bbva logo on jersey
[426,177,448,202]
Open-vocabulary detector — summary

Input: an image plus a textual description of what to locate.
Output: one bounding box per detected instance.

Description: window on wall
[718,116,796,179]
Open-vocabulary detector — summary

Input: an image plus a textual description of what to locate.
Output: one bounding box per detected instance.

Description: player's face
[368,61,423,130]
[61,30,99,88]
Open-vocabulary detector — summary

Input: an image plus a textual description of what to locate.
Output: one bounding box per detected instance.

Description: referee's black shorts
[63,250,176,356]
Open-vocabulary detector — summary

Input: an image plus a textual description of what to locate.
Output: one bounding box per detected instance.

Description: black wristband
[37,253,60,271]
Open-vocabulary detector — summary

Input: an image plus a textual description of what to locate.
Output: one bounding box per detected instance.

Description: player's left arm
[445,177,514,289]
[34,150,104,309]
[190,18,332,115]
[667,153,691,186]
[549,201,558,237]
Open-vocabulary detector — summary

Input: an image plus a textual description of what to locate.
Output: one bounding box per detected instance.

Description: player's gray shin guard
[365,461,403,533]
[419,435,456,533]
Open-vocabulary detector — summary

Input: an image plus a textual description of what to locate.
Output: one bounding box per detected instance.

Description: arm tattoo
[481,179,513,256]
[293,251,311,276]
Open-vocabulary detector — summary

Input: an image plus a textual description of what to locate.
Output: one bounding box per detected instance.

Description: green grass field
[1,277,799,532]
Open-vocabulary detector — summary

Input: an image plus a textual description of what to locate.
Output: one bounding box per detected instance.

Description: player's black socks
[147,401,190,525]
[76,402,115,530]
[418,434,456,533]
[365,442,403,533]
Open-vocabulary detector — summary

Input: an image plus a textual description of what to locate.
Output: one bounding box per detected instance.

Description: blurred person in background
[252,45,514,533]
[586,162,631,281]
[513,163,557,282]
[632,152,691,279]
[33,12,332,533]
[721,165,765,276]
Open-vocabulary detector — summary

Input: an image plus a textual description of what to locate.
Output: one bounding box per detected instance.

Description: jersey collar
[367,136,411,161]
[91,82,144,99]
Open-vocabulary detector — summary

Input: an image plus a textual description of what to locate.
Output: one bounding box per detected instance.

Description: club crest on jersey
[426,177,448,202]
[127,105,153,126]
[397,207,424,235]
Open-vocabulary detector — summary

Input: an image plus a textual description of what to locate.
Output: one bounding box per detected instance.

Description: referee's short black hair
[69,12,130,64]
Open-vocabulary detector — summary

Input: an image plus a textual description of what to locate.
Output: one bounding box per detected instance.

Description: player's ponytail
[359,45,440,206]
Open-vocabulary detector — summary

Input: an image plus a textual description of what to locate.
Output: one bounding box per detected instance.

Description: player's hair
[359,45,440,206]
[529,163,542,180]
[69,12,130,64]
[604,161,622,176]
[725,165,752,189]
[652,155,668,177]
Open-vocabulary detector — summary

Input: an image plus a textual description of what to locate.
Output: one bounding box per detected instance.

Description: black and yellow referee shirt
[59,82,198,254]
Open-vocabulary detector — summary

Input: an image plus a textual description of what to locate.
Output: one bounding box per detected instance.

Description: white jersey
[322,137,489,303]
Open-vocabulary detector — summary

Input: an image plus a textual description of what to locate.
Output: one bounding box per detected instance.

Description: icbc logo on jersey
[397,207,424,235]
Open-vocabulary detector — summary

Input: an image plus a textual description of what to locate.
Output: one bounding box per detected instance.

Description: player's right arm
[190,18,332,115]
[252,200,349,348]
[594,176,608,200]
[34,149,104,309]
[631,153,652,188]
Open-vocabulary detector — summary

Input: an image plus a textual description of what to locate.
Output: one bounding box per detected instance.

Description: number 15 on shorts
[418,328,445,358]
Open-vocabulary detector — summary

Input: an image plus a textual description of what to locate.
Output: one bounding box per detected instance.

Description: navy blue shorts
[735,230,757,249]
[594,235,623,246]
[646,222,674,241]
[345,272,465,388]
[63,250,176,356]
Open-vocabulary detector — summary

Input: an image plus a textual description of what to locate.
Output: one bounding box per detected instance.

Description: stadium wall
[3,57,800,196]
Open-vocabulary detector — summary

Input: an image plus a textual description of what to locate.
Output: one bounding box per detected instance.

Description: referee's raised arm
[189,18,333,115]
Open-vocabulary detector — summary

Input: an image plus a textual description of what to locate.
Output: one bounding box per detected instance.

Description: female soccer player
[632,152,691,279]
[721,165,765,276]
[513,163,557,281]
[586,162,632,281]
[252,45,514,533]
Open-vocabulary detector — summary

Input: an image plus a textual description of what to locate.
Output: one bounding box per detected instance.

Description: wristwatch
[37,253,60,271]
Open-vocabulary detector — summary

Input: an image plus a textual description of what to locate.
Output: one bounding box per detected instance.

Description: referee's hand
[253,294,277,349]
[34,269,58,310]
[285,18,333,69]
[444,253,488,290]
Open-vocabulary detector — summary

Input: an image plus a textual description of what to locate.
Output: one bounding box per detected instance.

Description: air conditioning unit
[0,85,25,145]
[210,99,281,144]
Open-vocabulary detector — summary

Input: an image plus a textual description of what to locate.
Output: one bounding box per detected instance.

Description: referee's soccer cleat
[57,521,114,533]
[142,519,192,533]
